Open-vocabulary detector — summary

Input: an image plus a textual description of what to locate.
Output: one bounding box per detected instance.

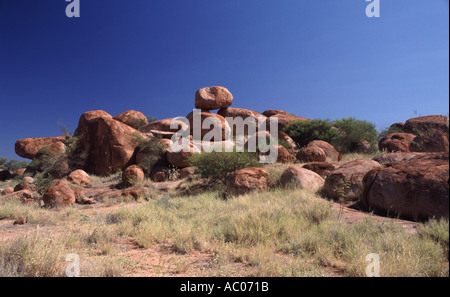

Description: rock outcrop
[186,110,231,141]
[404,115,449,135]
[73,110,146,176]
[68,169,91,186]
[122,165,145,186]
[195,86,234,110]
[226,167,269,196]
[362,158,449,221]
[302,162,337,178]
[43,180,76,208]
[296,146,327,163]
[15,136,68,160]
[113,110,148,130]
[308,140,342,162]
[373,152,449,164]
[280,166,325,192]
[323,159,382,201]
[378,133,417,153]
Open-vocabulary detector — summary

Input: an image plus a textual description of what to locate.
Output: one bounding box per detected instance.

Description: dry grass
[0,185,448,277]
[340,152,382,163]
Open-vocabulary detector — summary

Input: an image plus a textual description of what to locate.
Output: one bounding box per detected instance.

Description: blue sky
[0,0,448,160]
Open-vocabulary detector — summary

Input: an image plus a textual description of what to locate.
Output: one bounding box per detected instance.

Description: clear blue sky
[0,0,448,160]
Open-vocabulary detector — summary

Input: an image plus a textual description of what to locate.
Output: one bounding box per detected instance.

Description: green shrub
[378,125,406,141]
[284,119,339,149]
[332,118,378,154]
[27,137,86,193]
[132,133,165,175]
[189,151,259,185]
[65,136,87,171]
[0,158,28,172]
[146,116,157,123]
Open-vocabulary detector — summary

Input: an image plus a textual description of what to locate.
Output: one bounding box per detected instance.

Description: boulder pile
[9,86,449,220]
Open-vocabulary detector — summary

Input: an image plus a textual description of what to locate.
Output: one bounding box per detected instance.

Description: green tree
[284,119,339,149]
[332,117,378,154]
[189,151,259,186]
[0,158,28,172]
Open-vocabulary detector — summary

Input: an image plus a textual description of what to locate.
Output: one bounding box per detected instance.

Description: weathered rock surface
[275,145,292,163]
[409,130,449,153]
[226,167,269,196]
[122,165,145,186]
[296,146,327,163]
[139,118,189,139]
[323,159,382,201]
[113,110,148,130]
[179,167,196,179]
[262,110,290,117]
[280,166,325,191]
[15,136,68,160]
[166,137,201,169]
[1,187,14,196]
[73,110,146,176]
[1,190,33,204]
[218,108,266,135]
[302,162,337,178]
[43,180,76,208]
[308,140,342,162]
[14,182,37,193]
[278,131,297,150]
[23,176,34,184]
[68,169,91,186]
[362,158,449,221]
[378,133,417,153]
[13,216,27,225]
[272,114,310,131]
[404,115,449,135]
[186,110,231,141]
[373,152,449,165]
[195,86,234,110]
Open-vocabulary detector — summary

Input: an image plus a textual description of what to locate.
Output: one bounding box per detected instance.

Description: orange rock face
[296,146,327,163]
[378,133,417,153]
[404,115,449,135]
[122,165,145,186]
[307,140,341,162]
[166,138,201,169]
[323,159,382,202]
[226,167,269,196]
[68,169,91,186]
[43,180,76,208]
[262,110,290,117]
[186,110,231,141]
[15,136,68,159]
[280,166,325,191]
[302,162,337,178]
[195,86,234,110]
[363,158,449,221]
[113,110,148,130]
[409,130,449,153]
[74,110,146,176]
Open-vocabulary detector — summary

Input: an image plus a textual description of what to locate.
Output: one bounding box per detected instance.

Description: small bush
[0,158,28,172]
[189,151,259,185]
[65,136,88,170]
[378,125,406,141]
[0,232,64,277]
[332,117,378,154]
[284,119,339,149]
[27,136,86,193]
[132,133,165,175]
